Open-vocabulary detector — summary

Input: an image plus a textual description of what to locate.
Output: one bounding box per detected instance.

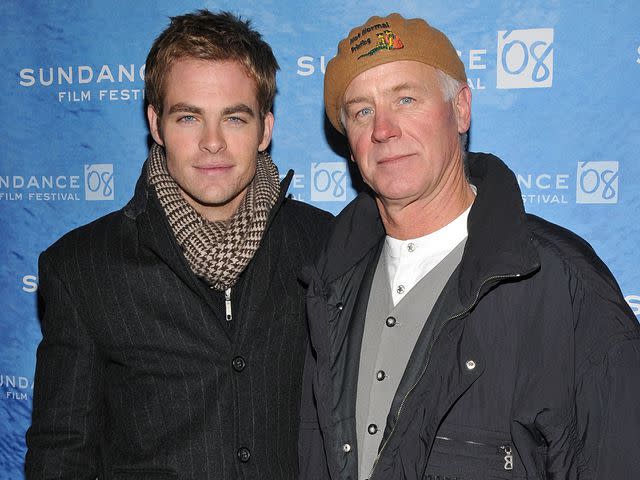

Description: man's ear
[258,112,274,152]
[454,84,472,134]
[147,104,164,146]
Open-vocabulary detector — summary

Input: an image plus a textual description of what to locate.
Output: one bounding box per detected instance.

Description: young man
[25,10,331,480]
[300,13,640,479]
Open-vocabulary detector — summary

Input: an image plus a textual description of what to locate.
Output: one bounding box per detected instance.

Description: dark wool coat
[26,166,332,480]
[299,153,640,480]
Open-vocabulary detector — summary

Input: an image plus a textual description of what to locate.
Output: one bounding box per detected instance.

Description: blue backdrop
[1,1,639,476]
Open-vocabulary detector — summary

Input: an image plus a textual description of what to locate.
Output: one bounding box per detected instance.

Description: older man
[299,13,640,480]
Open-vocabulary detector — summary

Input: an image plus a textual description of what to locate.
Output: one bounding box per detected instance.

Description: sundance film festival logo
[0,164,114,202]
[297,51,489,92]
[517,172,570,205]
[19,64,145,103]
[311,162,347,202]
[576,161,619,204]
[497,28,554,89]
[85,164,114,200]
[1,374,33,401]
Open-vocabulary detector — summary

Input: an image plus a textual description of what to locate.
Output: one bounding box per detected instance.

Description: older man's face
[342,61,470,208]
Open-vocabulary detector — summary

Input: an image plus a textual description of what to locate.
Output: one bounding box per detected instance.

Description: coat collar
[121,161,295,339]
[317,153,540,306]
[457,153,540,304]
[317,189,385,284]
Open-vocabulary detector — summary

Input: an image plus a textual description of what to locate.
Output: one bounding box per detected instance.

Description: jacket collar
[318,153,540,305]
[457,153,540,304]
[317,189,385,284]
[121,161,294,339]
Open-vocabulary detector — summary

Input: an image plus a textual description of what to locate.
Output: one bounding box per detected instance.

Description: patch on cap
[356,28,404,59]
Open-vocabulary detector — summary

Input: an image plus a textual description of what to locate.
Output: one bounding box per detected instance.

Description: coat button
[232,356,246,372]
[336,302,344,310]
[385,316,396,327]
[367,424,378,435]
[376,370,386,381]
[342,443,352,453]
[237,447,251,462]
[465,360,476,371]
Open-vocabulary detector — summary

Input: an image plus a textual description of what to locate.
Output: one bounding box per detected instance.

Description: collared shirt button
[232,356,246,372]
[376,370,386,381]
[342,443,352,453]
[237,447,251,462]
[407,242,415,252]
[465,360,476,371]
[336,302,344,310]
[385,316,397,327]
[367,424,378,435]
[396,285,405,294]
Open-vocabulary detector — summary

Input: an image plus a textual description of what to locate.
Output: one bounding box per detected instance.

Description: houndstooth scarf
[147,143,280,290]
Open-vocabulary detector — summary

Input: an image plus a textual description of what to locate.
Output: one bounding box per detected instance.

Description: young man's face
[148,58,273,222]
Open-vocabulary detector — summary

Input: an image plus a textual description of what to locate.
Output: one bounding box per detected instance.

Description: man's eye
[179,115,197,124]
[399,97,415,105]
[356,107,373,118]
[227,116,247,124]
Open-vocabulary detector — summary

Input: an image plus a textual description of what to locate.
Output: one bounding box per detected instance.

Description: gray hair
[436,69,468,152]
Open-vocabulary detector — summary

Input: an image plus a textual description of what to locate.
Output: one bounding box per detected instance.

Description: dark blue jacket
[26,166,332,480]
[299,153,640,480]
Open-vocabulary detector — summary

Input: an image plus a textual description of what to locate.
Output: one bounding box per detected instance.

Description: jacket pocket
[424,423,531,479]
[111,468,178,480]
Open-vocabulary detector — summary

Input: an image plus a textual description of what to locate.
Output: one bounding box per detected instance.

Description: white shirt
[384,202,473,306]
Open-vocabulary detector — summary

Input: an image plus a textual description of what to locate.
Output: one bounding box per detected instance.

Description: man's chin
[181,188,249,221]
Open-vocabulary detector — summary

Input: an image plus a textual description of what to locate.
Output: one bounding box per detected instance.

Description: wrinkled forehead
[342,60,444,104]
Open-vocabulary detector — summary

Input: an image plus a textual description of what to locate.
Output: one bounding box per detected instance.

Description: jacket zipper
[434,436,514,471]
[225,287,232,322]
[368,272,523,478]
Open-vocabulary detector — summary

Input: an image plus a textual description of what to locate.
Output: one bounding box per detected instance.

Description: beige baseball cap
[324,13,467,134]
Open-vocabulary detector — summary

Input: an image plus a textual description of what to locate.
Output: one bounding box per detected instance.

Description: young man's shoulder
[41,207,132,267]
[275,197,334,234]
[280,197,333,222]
[271,198,334,255]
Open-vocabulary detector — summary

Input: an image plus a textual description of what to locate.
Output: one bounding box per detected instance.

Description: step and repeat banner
[1,0,638,476]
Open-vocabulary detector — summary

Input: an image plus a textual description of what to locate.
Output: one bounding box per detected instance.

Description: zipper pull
[499,445,513,470]
[225,288,232,322]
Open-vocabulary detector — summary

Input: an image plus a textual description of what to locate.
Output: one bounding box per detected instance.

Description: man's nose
[199,122,226,154]
[371,109,401,143]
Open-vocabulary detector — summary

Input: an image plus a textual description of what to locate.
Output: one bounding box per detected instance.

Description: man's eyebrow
[222,103,256,117]
[343,96,370,109]
[167,103,204,115]
[166,103,257,117]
